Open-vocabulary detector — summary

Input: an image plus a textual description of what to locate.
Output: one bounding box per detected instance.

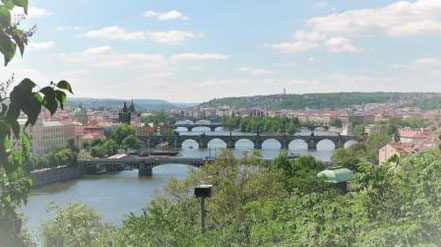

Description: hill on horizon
[199,92,441,110]
[68,98,198,111]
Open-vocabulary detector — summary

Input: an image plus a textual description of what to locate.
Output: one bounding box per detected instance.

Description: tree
[331,143,367,171]
[41,202,115,247]
[330,118,343,127]
[111,124,135,146]
[0,2,73,246]
[122,135,141,150]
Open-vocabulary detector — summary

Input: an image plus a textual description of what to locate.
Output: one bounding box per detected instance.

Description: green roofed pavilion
[317,167,354,183]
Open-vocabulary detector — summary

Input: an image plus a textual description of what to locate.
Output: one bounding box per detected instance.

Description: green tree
[111,124,135,146]
[0,2,73,245]
[122,134,141,150]
[41,202,115,247]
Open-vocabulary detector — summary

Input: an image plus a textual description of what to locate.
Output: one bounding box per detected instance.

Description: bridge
[78,156,276,176]
[172,123,233,132]
[139,133,362,150]
[78,156,211,176]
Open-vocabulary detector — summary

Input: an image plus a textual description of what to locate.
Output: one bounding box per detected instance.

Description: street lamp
[194,184,213,234]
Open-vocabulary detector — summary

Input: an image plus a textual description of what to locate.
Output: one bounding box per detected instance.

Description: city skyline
[3,0,441,102]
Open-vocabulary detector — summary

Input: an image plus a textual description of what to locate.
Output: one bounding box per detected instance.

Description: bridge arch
[288,139,308,150]
[191,126,211,132]
[196,120,211,124]
[262,139,282,150]
[181,138,199,150]
[174,126,189,132]
[316,139,336,151]
[235,138,254,149]
[208,138,227,149]
[313,126,328,132]
[344,140,358,149]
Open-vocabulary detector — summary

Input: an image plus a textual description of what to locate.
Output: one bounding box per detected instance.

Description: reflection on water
[22,127,350,240]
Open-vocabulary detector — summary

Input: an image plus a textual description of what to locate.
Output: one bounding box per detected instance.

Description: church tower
[118,102,132,124]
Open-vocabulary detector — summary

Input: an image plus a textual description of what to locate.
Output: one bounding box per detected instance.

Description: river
[22,126,355,241]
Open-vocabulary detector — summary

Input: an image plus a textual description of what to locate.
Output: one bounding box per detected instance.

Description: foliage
[331,143,368,171]
[36,148,441,246]
[122,134,141,150]
[25,141,78,171]
[201,92,430,110]
[110,123,135,146]
[41,202,115,247]
[0,2,73,246]
[85,124,142,157]
[84,138,118,158]
[330,118,343,127]
[222,115,299,134]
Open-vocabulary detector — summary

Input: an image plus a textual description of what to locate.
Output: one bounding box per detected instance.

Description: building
[118,102,132,125]
[378,142,425,166]
[18,119,76,157]
[73,105,88,125]
[317,167,354,194]
[398,128,434,144]
[135,123,155,137]
[364,124,382,136]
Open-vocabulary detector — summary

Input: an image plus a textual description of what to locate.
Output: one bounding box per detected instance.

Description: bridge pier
[139,163,153,176]
[281,140,289,150]
[227,140,234,149]
[335,141,345,149]
[307,140,317,151]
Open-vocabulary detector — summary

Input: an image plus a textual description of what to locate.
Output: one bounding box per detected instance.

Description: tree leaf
[57,80,73,94]
[12,0,28,14]
[55,90,66,110]
[1,103,7,115]
[0,6,11,28]
[0,31,16,66]
[2,0,15,9]
[40,86,58,115]
[21,132,30,159]
[9,78,41,126]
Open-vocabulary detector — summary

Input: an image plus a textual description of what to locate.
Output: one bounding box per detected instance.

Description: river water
[22,126,356,241]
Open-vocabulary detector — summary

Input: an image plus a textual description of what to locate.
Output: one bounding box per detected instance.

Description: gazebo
[317,167,354,194]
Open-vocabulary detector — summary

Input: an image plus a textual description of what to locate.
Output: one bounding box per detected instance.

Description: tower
[118,102,132,125]
[129,99,136,113]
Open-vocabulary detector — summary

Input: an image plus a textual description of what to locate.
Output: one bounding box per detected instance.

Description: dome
[74,107,87,116]
[317,167,354,183]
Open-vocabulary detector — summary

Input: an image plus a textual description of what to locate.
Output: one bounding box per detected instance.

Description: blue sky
[3,0,441,102]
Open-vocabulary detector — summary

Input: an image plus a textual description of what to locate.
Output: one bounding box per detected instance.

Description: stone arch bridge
[140,134,362,150]
[172,123,233,132]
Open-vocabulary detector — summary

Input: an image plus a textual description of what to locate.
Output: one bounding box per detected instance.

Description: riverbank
[29,165,85,187]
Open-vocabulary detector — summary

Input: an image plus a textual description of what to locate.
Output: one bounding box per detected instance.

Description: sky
[2,0,441,103]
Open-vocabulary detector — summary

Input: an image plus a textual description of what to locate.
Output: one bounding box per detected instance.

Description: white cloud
[170,53,229,62]
[12,6,53,18]
[27,41,55,51]
[393,57,441,70]
[82,27,195,44]
[269,30,325,53]
[145,30,195,45]
[307,0,441,36]
[82,26,145,41]
[56,26,81,31]
[59,47,227,72]
[325,37,362,53]
[144,10,189,21]
[236,67,275,75]
[270,0,441,54]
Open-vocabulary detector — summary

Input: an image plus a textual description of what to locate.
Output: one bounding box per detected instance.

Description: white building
[18,119,76,156]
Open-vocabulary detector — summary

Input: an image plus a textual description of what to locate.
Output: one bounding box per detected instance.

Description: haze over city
[2,0,441,102]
